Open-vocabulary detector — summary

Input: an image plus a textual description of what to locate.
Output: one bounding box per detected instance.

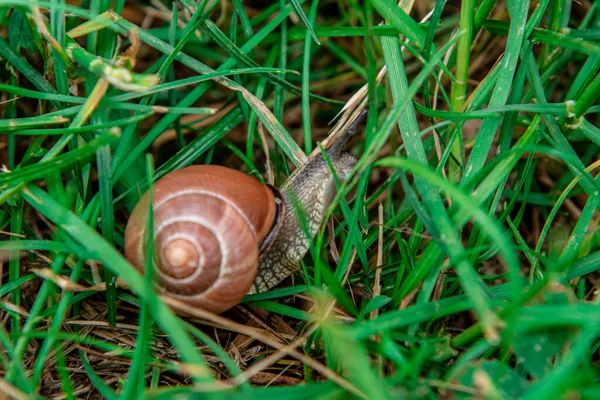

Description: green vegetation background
[0,0,599,398]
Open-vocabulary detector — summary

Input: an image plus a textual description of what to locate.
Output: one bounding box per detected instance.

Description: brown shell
[124,165,278,314]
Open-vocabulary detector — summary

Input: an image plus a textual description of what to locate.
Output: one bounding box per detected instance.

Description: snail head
[327,108,368,158]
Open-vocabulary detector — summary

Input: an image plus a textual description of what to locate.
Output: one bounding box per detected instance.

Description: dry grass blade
[0,377,28,400]
[32,268,110,292]
[1,302,29,317]
[370,203,384,321]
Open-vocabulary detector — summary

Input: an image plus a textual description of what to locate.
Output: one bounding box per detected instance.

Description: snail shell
[124,165,284,314]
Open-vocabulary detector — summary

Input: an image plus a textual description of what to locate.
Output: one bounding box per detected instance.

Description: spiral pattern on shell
[124,165,280,314]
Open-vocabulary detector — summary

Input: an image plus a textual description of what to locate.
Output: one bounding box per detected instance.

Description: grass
[0,0,599,398]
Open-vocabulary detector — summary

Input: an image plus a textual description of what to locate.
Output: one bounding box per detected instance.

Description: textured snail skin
[124,165,280,314]
[250,151,357,293]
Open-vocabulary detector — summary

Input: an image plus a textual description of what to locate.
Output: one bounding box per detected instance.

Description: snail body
[124,149,357,314]
[250,152,356,294]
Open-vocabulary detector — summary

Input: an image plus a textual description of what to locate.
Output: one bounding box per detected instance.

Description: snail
[124,110,366,314]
